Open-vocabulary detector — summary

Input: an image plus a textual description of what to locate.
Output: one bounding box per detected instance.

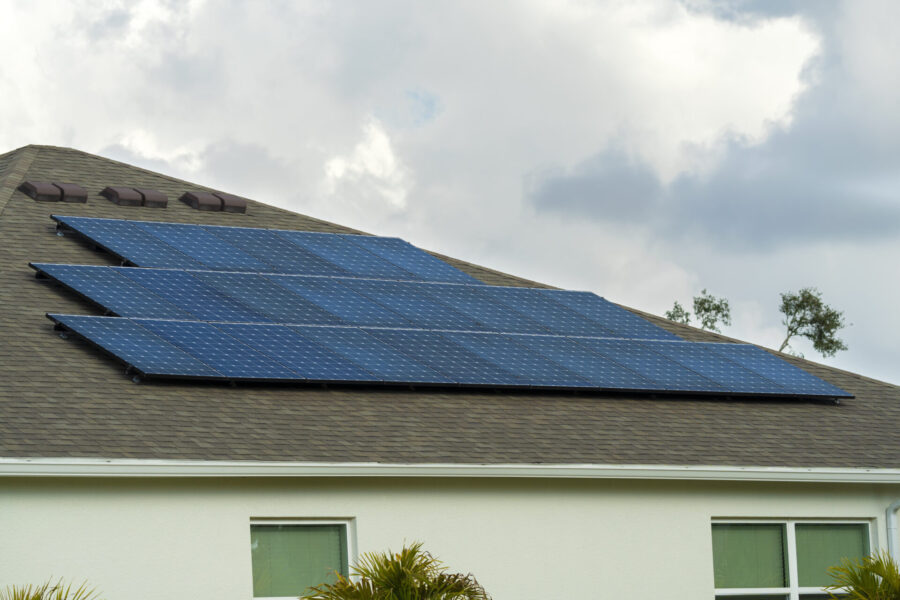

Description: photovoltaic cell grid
[39,215,851,398]
[52,215,482,284]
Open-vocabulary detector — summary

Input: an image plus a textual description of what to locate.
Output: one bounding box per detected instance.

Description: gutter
[3,458,900,483]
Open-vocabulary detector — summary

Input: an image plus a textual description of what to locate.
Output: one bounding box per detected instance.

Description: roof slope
[1,145,897,468]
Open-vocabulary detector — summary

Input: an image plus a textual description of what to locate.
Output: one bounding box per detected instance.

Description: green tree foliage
[664,301,691,325]
[826,550,900,599]
[779,287,848,358]
[692,289,732,333]
[665,290,731,332]
[0,580,101,600]
[302,542,490,600]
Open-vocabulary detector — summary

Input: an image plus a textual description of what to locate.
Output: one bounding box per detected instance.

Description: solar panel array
[39,216,850,398]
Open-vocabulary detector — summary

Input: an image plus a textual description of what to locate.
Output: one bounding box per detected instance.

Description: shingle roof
[1,144,897,468]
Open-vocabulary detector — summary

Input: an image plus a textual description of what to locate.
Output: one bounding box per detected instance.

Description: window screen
[712,523,788,588]
[795,524,869,587]
[251,523,348,597]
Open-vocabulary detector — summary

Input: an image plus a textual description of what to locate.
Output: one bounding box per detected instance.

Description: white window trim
[713,518,873,600]
[250,518,357,600]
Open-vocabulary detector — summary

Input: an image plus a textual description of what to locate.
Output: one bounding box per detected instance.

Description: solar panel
[191,271,345,326]
[48,314,221,378]
[645,341,788,395]
[202,226,351,276]
[294,326,450,383]
[510,333,657,390]
[416,283,551,334]
[576,338,727,393]
[343,279,486,331]
[132,221,273,272]
[542,290,678,341]
[479,286,618,337]
[268,275,413,327]
[135,319,301,379]
[441,331,593,387]
[32,264,194,320]
[114,268,272,323]
[215,323,379,382]
[704,343,851,397]
[364,328,522,385]
[52,216,204,269]
[343,235,481,284]
[276,230,416,280]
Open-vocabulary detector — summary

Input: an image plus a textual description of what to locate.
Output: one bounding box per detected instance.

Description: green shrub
[827,551,900,599]
[0,580,101,600]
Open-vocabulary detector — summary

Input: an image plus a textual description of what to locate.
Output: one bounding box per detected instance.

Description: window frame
[712,518,873,600]
[250,518,357,600]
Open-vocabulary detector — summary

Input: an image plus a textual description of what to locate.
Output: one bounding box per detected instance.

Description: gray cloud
[527,2,900,252]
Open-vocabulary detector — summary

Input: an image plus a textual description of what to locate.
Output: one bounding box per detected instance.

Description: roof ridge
[0,145,41,218]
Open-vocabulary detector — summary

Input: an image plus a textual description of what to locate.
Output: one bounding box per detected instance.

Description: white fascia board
[2,458,900,483]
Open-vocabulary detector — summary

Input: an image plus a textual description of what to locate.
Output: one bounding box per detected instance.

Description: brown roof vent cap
[214,192,247,214]
[180,191,222,211]
[101,186,143,206]
[18,181,61,202]
[53,182,87,203]
[135,188,168,208]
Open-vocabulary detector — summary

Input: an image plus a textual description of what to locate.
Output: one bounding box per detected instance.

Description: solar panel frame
[47,314,222,378]
[542,289,679,341]
[342,235,481,284]
[132,221,272,272]
[32,263,196,320]
[276,230,419,280]
[134,318,302,380]
[114,267,273,324]
[52,215,205,269]
[202,225,352,276]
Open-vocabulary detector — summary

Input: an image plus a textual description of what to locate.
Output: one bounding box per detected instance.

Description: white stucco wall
[2,476,899,599]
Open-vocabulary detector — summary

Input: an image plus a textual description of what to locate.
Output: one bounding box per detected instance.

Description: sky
[1,0,897,384]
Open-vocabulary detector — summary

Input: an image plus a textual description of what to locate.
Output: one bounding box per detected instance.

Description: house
[1,144,899,600]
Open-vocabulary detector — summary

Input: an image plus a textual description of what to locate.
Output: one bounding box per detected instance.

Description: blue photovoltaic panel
[267,275,412,328]
[294,326,450,383]
[48,314,220,377]
[479,286,617,338]
[114,268,271,323]
[215,323,379,382]
[191,271,344,325]
[442,331,592,387]
[416,283,551,334]
[343,235,481,284]
[343,280,486,331]
[135,319,300,379]
[33,264,194,320]
[510,334,657,390]
[576,338,727,393]
[52,216,205,269]
[202,226,351,276]
[276,230,416,280]
[542,290,678,341]
[364,328,522,385]
[133,221,271,272]
[705,343,851,397]
[645,341,788,395]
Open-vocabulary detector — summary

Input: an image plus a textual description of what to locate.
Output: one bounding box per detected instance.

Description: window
[250,520,352,599]
[711,520,870,599]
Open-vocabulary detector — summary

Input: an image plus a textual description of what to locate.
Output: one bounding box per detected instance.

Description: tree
[302,542,491,600]
[665,290,731,332]
[826,550,900,599]
[693,289,732,333]
[778,287,847,358]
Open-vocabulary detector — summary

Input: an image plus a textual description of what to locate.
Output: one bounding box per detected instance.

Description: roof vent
[54,183,88,203]
[18,181,61,202]
[135,188,168,208]
[213,192,247,214]
[101,186,143,206]
[179,191,222,211]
